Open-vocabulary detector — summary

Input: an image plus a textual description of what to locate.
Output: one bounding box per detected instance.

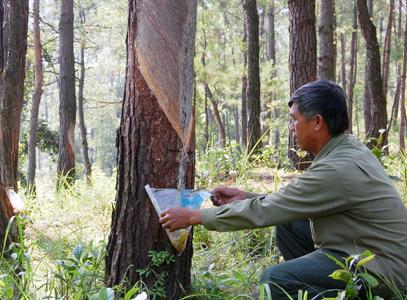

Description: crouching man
[160,80,407,299]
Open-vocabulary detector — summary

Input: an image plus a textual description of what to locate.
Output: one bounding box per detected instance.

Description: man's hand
[159,208,202,232]
[210,186,247,206]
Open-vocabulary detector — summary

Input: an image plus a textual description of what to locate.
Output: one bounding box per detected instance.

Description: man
[159,80,407,299]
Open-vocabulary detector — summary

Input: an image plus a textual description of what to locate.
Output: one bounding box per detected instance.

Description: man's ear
[314,114,324,131]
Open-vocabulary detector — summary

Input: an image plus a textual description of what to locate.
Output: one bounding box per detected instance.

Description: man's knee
[259,264,293,297]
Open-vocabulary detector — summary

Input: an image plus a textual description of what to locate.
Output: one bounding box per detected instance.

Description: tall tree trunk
[204,84,209,148]
[340,33,347,92]
[241,14,248,148]
[288,0,317,169]
[27,0,43,193]
[266,0,276,64]
[357,0,388,149]
[0,0,29,191]
[77,8,92,184]
[234,106,240,145]
[399,4,407,153]
[347,1,358,134]
[0,0,29,243]
[57,0,76,187]
[201,33,226,148]
[244,0,262,151]
[381,0,395,99]
[363,0,373,135]
[105,1,196,297]
[388,76,400,131]
[205,84,226,147]
[318,0,336,80]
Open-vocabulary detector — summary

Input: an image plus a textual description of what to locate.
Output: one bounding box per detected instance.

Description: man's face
[289,103,315,152]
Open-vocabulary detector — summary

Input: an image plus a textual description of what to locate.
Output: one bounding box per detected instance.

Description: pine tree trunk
[0,0,29,244]
[363,0,373,135]
[340,33,347,92]
[266,0,276,64]
[347,2,358,134]
[318,0,336,80]
[244,0,262,151]
[0,0,29,191]
[381,0,394,99]
[105,1,196,297]
[357,0,388,149]
[288,0,316,169]
[205,84,226,147]
[78,41,92,184]
[399,5,407,153]
[241,15,248,148]
[27,0,43,192]
[77,7,92,184]
[57,0,76,187]
[234,106,240,145]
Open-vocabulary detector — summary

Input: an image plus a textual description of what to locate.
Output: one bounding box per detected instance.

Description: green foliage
[136,250,175,300]
[49,241,106,298]
[325,250,381,300]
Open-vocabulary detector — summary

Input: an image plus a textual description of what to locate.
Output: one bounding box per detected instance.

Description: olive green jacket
[202,134,407,286]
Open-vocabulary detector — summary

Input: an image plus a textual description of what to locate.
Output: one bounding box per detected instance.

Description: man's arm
[160,186,260,231]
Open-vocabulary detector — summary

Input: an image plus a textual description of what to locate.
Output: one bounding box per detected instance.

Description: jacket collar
[313,133,347,163]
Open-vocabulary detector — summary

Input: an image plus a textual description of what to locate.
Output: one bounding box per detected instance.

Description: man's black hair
[288,80,349,136]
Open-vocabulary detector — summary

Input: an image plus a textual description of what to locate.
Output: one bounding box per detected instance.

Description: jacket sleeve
[201,162,350,231]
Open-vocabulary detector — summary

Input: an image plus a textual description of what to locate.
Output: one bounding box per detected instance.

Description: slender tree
[363,0,373,134]
[241,13,248,148]
[382,0,395,99]
[347,1,358,133]
[357,0,388,149]
[288,0,317,169]
[399,3,407,153]
[105,1,197,297]
[57,0,76,187]
[78,7,92,184]
[340,33,347,92]
[243,0,262,151]
[205,84,226,147]
[27,0,44,193]
[318,0,336,80]
[266,0,276,65]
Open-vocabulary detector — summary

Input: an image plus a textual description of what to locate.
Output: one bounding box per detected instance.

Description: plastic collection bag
[145,185,211,253]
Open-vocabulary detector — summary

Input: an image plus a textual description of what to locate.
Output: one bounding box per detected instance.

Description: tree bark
[27,0,43,192]
[57,0,76,187]
[357,0,388,149]
[347,1,358,134]
[318,0,336,80]
[288,0,317,169]
[0,0,29,243]
[78,8,92,184]
[105,1,196,298]
[399,4,407,153]
[381,0,395,99]
[0,0,29,191]
[244,0,262,151]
